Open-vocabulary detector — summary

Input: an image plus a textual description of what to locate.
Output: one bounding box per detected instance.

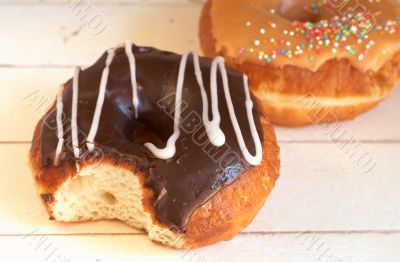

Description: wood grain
[0,5,201,66]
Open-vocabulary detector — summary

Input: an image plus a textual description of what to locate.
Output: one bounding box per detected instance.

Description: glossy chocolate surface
[38,45,264,231]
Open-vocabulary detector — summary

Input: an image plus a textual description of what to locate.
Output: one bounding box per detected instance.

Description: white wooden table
[0,1,399,261]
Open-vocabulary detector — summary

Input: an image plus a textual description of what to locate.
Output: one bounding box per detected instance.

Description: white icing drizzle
[71,67,80,159]
[54,85,65,166]
[86,48,115,151]
[232,74,263,166]
[192,53,225,147]
[145,52,263,165]
[143,52,191,159]
[125,41,139,119]
[210,58,262,165]
[54,47,262,166]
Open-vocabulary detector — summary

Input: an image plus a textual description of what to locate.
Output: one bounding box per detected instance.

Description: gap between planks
[2,229,400,237]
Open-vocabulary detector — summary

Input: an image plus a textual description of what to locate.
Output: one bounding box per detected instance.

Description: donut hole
[131,121,164,146]
[280,1,322,23]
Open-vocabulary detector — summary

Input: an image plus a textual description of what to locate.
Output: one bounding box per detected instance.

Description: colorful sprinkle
[239,0,400,64]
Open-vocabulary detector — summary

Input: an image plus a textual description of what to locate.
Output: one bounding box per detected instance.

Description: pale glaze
[210,0,400,72]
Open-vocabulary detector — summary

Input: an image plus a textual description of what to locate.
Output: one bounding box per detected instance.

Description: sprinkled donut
[200,0,400,126]
[29,43,280,249]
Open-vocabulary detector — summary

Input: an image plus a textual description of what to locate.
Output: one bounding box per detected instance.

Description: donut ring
[29,44,280,249]
[200,0,400,126]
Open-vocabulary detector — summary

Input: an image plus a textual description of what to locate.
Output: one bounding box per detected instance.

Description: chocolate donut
[30,43,280,248]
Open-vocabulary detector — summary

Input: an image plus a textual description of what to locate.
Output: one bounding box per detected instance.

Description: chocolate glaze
[38,44,264,231]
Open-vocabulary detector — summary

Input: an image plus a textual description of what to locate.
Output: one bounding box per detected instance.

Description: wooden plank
[0,68,71,142]
[248,142,400,233]
[0,233,399,261]
[1,143,399,236]
[0,68,399,142]
[0,5,201,66]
